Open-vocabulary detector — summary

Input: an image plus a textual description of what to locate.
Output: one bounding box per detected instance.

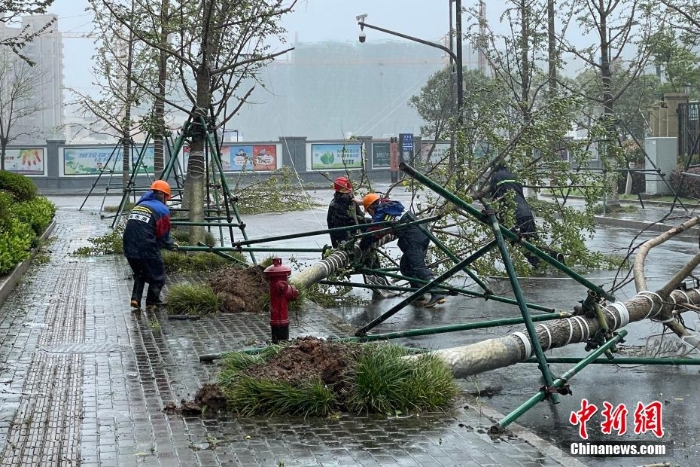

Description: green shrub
[166,283,220,315]
[670,167,700,198]
[11,197,56,236]
[0,171,37,201]
[0,191,12,228]
[0,218,34,274]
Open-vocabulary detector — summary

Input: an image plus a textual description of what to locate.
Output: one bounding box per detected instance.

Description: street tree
[646,26,700,97]
[559,0,654,208]
[0,50,45,170]
[0,0,56,64]
[101,0,297,244]
[73,0,156,187]
[406,0,610,274]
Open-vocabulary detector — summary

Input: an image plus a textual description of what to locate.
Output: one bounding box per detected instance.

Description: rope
[539,324,553,350]
[607,302,630,329]
[512,332,532,359]
[565,318,574,345]
[572,316,588,341]
[637,291,664,319]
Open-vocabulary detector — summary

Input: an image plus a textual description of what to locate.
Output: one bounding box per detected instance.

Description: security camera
[359,30,366,43]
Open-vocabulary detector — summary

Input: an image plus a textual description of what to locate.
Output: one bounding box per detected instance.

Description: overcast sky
[48,0,507,91]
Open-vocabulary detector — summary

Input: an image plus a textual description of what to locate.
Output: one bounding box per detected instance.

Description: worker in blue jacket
[122,180,177,310]
[361,193,446,308]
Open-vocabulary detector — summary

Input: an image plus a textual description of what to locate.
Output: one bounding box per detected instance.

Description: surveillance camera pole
[357,18,463,128]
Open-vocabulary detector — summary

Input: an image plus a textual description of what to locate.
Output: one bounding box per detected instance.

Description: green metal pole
[177,246,325,253]
[355,246,491,337]
[353,215,443,240]
[399,163,615,302]
[362,269,557,313]
[492,330,628,433]
[201,117,257,264]
[195,241,248,266]
[525,356,700,365]
[417,223,492,293]
[483,201,559,403]
[171,221,241,227]
[342,312,569,342]
[233,221,395,247]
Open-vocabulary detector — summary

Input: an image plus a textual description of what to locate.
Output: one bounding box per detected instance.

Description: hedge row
[0,171,56,275]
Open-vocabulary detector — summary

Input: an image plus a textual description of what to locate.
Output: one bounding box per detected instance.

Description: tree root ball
[208,265,269,313]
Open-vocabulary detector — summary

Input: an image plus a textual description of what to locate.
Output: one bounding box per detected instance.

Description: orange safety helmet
[333,176,353,193]
[150,180,172,200]
[363,193,381,211]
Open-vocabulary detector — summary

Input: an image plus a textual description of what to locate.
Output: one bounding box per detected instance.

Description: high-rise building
[231,39,482,141]
[0,14,64,143]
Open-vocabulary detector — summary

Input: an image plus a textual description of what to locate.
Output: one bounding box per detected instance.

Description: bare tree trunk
[153,0,169,175]
[547,0,556,98]
[0,144,5,171]
[600,3,619,207]
[121,6,136,189]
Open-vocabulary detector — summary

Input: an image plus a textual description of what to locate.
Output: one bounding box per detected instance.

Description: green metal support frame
[154,113,256,265]
[525,356,700,365]
[400,163,616,302]
[356,268,559,313]
[354,240,500,337]
[492,330,628,433]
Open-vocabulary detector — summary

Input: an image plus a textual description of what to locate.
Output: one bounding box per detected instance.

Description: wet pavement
[0,191,696,466]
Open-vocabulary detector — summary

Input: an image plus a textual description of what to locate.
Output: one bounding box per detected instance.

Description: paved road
[0,195,591,466]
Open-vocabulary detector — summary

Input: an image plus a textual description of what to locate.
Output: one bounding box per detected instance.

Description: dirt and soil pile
[164,337,358,415]
[163,383,228,415]
[208,265,269,313]
[243,336,357,389]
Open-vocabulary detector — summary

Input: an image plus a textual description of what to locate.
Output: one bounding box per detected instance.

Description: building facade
[0,14,64,144]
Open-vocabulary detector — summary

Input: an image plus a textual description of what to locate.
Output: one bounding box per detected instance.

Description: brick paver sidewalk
[0,208,586,466]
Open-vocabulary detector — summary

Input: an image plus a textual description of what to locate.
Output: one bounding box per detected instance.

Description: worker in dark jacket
[327,177,389,297]
[361,193,446,308]
[123,180,177,310]
[490,164,564,267]
[326,176,365,248]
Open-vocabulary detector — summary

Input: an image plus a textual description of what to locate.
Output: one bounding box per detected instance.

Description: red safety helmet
[150,180,172,200]
[363,193,381,211]
[333,176,353,194]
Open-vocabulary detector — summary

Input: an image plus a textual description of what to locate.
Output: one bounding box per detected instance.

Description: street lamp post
[356,16,463,127]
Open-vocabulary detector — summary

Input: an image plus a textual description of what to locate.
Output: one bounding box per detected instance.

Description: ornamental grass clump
[166,283,220,315]
[345,344,458,415]
[214,338,457,418]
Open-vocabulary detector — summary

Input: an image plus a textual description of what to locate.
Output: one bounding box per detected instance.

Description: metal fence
[678,102,700,163]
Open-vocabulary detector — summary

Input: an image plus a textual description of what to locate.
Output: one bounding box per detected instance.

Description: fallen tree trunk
[290,236,394,290]
[423,217,700,377]
[428,287,700,378]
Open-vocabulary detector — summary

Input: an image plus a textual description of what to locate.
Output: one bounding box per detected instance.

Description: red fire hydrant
[264,257,299,342]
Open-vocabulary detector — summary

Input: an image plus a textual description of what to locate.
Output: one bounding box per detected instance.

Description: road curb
[0,219,56,308]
